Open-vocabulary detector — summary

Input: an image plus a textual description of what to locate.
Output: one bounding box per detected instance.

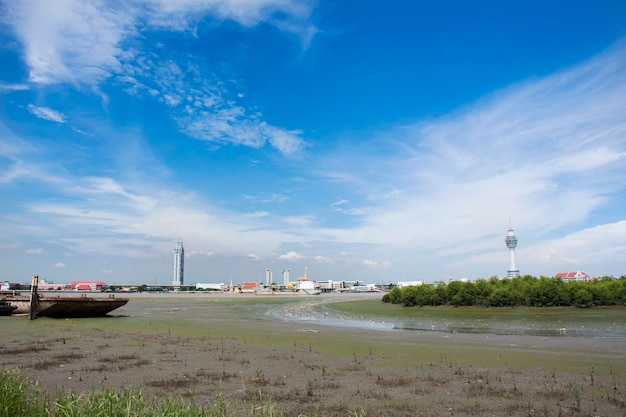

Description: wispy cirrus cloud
[139,0,315,38]
[314,41,626,270]
[120,54,307,155]
[25,248,44,254]
[26,105,66,123]
[243,192,290,204]
[3,0,313,155]
[13,170,298,260]
[0,82,29,91]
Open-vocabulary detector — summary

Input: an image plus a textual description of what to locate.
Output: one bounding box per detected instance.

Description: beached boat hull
[0,294,128,318]
[0,301,18,316]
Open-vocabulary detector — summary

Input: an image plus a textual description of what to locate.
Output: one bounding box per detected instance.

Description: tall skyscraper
[172,241,184,287]
[505,228,519,278]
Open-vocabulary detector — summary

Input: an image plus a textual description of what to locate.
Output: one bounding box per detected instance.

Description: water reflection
[390,321,620,337]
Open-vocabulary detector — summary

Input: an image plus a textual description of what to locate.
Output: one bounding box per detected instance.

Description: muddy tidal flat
[1,292,625,416]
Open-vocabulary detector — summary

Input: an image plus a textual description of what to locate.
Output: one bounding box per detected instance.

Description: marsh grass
[0,368,299,417]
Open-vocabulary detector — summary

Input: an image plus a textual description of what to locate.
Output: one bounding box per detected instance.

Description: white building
[397,281,426,288]
[172,241,184,287]
[196,283,224,291]
[554,271,591,282]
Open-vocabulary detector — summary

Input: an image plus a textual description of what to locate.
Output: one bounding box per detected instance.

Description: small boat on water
[0,292,128,318]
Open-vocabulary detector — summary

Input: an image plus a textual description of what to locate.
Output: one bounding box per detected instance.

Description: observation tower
[505,228,520,278]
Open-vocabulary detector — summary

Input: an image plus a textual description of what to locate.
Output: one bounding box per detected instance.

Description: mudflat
[1,292,625,416]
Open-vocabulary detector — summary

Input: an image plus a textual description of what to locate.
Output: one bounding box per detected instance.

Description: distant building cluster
[196,274,371,294]
[4,230,618,293]
[1,279,110,292]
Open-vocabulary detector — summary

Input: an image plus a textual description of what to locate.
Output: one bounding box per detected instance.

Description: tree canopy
[381,276,626,308]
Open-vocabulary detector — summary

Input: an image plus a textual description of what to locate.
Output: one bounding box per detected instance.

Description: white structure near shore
[505,227,520,278]
[196,283,225,291]
[172,241,184,287]
[397,281,426,288]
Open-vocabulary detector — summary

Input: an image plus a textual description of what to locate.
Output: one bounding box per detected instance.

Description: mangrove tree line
[381,275,626,308]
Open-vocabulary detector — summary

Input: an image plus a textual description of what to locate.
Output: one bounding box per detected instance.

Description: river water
[117,292,626,339]
[259,293,626,338]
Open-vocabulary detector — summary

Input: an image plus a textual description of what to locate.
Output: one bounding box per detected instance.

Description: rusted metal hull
[0,301,18,316]
[0,293,128,318]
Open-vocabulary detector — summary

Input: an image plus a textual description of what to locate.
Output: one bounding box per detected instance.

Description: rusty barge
[1,275,128,318]
[1,293,128,318]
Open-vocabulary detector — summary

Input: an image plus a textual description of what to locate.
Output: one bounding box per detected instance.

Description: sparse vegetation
[0,368,288,417]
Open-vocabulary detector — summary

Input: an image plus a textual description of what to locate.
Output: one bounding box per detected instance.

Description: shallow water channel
[117,293,626,339]
[261,295,626,338]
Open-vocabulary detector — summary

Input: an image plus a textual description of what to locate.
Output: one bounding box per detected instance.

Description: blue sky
[1,0,625,285]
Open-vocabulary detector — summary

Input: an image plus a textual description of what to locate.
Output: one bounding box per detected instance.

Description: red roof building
[69,281,107,291]
[553,271,591,282]
[240,282,259,293]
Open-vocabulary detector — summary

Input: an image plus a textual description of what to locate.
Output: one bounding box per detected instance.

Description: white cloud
[278,251,304,261]
[3,0,313,155]
[7,166,297,261]
[362,259,391,268]
[4,0,131,84]
[330,199,368,215]
[527,221,626,270]
[264,125,306,156]
[187,250,214,258]
[2,15,625,281]
[245,211,271,218]
[247,253,263,261]
[243,193,289,204]
[52,262,66,268]
[141,0,316,41]
[181,107,306,155]
[283,216,314,226]
[77,177,157,209]
[313,255,333,263]
[27,105,66,123]
[319,42,626,258]
[0,82,29,91]
[25,248,44,254]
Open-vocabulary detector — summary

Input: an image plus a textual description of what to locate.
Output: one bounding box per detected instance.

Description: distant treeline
[382,276,626,308]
